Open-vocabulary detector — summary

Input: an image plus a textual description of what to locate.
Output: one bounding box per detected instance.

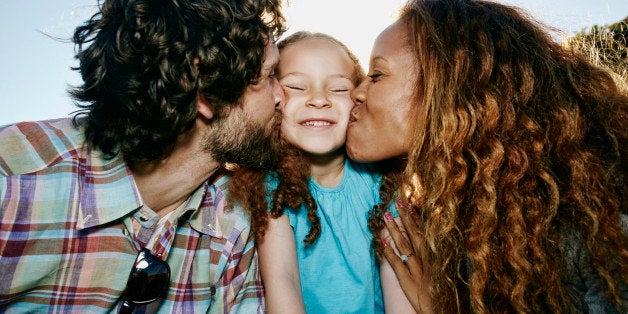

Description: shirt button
[139,211,150,221]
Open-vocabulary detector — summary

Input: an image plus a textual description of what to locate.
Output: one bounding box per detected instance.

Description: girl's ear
[197,93,214,119]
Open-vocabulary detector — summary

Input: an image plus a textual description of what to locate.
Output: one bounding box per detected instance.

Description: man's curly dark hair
[70,0,285,162]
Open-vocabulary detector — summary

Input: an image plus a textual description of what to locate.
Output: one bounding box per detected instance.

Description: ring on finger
[400,252,415,264]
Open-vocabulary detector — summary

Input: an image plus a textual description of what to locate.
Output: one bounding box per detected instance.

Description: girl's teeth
[304,121,330,126]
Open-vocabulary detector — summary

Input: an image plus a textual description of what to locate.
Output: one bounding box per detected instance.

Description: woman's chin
[346,142,373,162]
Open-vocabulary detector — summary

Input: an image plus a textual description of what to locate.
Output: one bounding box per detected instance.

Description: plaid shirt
[0,118,264,313]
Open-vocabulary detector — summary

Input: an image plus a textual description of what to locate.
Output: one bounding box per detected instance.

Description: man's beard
[203,109,280,170]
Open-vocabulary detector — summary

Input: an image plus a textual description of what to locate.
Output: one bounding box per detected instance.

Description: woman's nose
[351,81,366,105]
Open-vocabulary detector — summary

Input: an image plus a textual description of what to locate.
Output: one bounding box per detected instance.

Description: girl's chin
[298,144,346,157]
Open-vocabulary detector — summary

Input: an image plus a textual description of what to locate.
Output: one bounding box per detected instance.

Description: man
[0,0,285,312]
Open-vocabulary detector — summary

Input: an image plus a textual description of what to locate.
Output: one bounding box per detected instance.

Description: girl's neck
[305,151,346,188]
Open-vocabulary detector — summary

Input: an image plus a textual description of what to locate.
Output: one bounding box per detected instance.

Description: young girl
[257,31,413,313]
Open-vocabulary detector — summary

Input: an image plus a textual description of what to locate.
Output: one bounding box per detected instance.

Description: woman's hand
[380,200,433,313]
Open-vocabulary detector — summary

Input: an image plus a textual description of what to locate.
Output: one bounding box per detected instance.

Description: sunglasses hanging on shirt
[119,248,171,313]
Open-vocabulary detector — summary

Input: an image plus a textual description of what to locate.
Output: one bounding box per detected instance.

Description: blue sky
[1,0,626,126]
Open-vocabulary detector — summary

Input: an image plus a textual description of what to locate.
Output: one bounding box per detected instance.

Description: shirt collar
[74,149,249,239]
[187,175,250,239]
[76,146,143,230]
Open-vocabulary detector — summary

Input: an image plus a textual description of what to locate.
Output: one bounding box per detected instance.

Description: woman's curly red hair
[370,0,628,312]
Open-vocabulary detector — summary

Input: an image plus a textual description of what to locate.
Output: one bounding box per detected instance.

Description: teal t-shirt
[274,159,385,313]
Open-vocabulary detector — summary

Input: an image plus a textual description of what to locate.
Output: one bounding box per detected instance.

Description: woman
[347,0,628,312]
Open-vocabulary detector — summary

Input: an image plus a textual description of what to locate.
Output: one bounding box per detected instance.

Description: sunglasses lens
[123,249,171,304]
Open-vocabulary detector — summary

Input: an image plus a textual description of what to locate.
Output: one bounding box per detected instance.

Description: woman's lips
[349,106,360,123]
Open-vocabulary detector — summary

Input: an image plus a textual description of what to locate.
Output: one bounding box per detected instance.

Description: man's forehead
[263,43,280,68]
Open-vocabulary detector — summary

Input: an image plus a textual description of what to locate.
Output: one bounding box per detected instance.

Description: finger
[383,212,413,258]
[385,211,425,279]
[394,199,421,240]
[395,199,426,261]
[380,237,411,281]
[383,214,423,276]
[390,217,424,278]
[380,238,423,311]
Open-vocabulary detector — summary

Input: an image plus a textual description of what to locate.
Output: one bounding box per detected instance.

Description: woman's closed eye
[368,73,383,81]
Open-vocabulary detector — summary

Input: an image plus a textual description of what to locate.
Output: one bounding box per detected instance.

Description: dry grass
[565,18,628,91]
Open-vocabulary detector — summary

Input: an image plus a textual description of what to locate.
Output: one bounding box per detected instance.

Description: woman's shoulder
[559,217,627,313]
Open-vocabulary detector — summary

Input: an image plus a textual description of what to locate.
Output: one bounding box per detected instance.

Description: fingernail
[380,238,388,247]
[384,212,393,221]
[396,199,416,214]
[395,199,406,209]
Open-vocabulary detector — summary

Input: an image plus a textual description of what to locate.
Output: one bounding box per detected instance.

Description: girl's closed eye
[284,84,305,91]
[330,87,350,93]
[328,78,353,93]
